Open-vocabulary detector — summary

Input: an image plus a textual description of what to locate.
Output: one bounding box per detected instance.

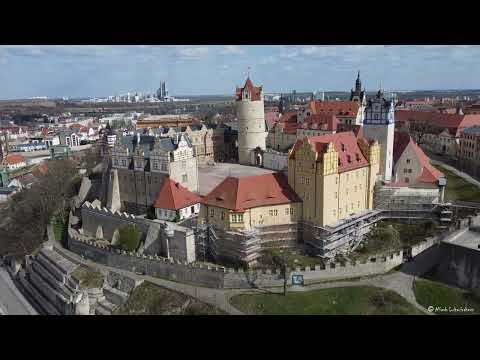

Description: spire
[355,70,361,91]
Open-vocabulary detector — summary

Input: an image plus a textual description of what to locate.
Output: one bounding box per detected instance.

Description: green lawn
[71,265,104,289]
[438,165,480,202]
[115,282,226,315]
[414,278,480,315]
[257,248,325,269]
[230,286,424,315]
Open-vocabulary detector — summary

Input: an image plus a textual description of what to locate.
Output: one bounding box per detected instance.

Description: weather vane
[247,66,251,78]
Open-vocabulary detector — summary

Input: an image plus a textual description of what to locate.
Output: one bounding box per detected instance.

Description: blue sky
[0,45,479,99]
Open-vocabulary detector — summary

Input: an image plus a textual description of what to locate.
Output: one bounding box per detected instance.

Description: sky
[0,45,479,99]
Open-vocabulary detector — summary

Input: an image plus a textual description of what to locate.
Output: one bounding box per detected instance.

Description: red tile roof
[265,111,280,131]
[309,100,360,117]
[203,173,301,211]
[290,131,370,173]
[235,77,263,101]
[300,114,339,131]
[153,178,201,211]
[4,154,26,165]
[271,112,298,135]
[392,131,444,184]
[394,110,480,136]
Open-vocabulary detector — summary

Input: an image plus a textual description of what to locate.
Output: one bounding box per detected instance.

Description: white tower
[363,88,395,182]
[235,77,267,165]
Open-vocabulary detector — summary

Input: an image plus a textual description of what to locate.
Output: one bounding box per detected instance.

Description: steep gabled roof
[300,114,339,132]
[235,77,263,101]
[153,178,202,210]
[203,173,301,211]
[394,110,480,136]
[393,131,444,184]
[309,100,360,117]
[290,131,369,173]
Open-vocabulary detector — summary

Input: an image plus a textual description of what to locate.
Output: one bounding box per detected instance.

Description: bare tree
[409,120,433,145]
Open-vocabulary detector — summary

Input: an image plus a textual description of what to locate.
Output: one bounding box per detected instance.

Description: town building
[59,130,80,148]
[153,178,201,221]
[235,77,267,166]
[109,133,199,214]
[458,126,480,178]
[298,100,363,126]
[395,110,480,158]
[363,89,396,182]
[266,112,298,152]
[136,115,197,129]
[199,173,302,265]
[3,153,27,171]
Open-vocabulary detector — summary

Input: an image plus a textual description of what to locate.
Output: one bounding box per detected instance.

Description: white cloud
[221,45,245,55]
[176,46,209,58]
[260,56,277,65]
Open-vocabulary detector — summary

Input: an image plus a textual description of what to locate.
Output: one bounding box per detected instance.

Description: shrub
[118,224,142,252]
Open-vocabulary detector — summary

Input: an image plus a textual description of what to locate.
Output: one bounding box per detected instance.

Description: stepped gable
[235,77,262,101]
[290,131,369,173]
[203,173,301,211]
[153,178,202,210]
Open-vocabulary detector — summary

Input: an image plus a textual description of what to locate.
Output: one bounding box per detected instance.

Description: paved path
[0,267,37,315]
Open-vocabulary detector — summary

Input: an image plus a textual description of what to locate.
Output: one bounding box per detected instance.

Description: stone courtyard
[197,162,275,196]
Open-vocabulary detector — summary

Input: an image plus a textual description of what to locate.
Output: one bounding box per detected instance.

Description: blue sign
[292,274,304,286]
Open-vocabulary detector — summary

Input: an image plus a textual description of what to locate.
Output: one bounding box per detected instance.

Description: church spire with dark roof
[355,70,362,91]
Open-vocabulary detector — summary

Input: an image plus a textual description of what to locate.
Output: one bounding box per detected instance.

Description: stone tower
[363,88,395,182]
[235,77,267,165]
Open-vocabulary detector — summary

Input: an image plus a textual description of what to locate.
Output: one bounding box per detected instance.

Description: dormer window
[341,143,345,152]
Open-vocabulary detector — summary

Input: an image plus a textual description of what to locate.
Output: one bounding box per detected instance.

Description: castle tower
[363,88,395,182]
[235,77,267,165]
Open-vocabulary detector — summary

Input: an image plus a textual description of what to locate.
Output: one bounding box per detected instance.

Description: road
[0,267,37,315]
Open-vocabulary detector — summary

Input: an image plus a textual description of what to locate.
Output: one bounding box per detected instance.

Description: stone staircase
[94,284,130,315]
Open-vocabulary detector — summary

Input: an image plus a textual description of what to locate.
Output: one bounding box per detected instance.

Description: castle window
[406,159,411,164]
[182,174,188,183]
[306,178,310,185]
[210,208,214,217]
[290,208,294,215]
[269,210,273,216]
[122,159,127,167]
[153,161,158,170]
[238,213,243,222]
[221,212,225,220]
[408,169,412,173]
[285,208,290,215]
[232,214,237,222]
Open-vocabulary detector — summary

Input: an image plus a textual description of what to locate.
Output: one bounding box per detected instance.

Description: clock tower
[363,88,395,182]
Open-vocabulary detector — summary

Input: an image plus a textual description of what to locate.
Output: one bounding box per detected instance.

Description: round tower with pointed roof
[235,77,267,165]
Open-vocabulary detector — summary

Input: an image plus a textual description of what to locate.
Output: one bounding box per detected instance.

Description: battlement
[82,201,136,220]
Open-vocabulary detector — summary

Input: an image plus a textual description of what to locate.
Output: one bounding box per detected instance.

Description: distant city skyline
[1,45,480,100]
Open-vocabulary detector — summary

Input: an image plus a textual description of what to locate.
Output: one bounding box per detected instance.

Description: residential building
[298,100,363,126]
[458,126,480,177]
[59,130,80,148]
[3,154,27,171]
[395,110,480,158]
[136,114,197,129]
[184,125,214,165]
[153,178,202,221]
[266,112,298,152]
